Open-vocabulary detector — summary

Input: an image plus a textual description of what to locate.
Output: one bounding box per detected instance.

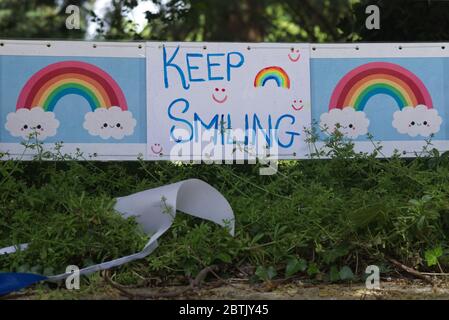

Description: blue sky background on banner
[311,57,449,141]
[0,56,146,144]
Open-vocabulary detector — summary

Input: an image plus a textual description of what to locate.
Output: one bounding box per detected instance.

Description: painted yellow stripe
[345,76,416,107]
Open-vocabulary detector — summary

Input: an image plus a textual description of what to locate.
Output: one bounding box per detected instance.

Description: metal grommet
[46,43,51,48]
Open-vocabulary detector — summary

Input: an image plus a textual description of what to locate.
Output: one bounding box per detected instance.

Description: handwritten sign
[147,43,311,160]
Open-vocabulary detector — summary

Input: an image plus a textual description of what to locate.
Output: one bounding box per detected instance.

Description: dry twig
[104,265,220,299]
[388,258,434,285]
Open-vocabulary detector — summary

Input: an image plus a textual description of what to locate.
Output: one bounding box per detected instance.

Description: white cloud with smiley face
[319,107,370,139]
[83,106,137,140]
[5,107,60,140]
[392,105,442,137]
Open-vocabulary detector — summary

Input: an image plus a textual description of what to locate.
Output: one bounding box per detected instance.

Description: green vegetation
[1,132,449,289]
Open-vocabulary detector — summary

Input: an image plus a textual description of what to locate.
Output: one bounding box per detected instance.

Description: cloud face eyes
[5,107,59,140]
[4,105,442,142]
[319,107,370,139]
[6,106,137,141]
[83,106,137,140]
[392,105,442,137]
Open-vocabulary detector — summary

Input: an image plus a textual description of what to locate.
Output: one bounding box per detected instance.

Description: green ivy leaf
[256,266,277,281]
[322,245,350,264]
[339,266,354,280]
[307,262,319,276]
[425,247,443,267]
[285,258,307,277]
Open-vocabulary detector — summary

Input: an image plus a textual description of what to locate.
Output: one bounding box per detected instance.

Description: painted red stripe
[335,68,427,108]
[23,67,119,108]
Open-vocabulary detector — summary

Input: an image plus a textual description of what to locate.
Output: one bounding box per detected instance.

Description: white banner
[147,42,311,161]
[310,43,449,156]
[0,40,147,160]
[2,40,449,160]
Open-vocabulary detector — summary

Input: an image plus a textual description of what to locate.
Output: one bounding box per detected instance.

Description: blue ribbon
[0,273,47,296]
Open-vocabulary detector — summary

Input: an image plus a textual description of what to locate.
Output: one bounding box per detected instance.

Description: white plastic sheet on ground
[0,179,235,282]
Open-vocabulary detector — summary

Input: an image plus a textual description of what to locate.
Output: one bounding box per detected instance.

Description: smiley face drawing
[288,49,301,62]
[291,99,304,111]
[212,87,228,104]
[151,143,163,155]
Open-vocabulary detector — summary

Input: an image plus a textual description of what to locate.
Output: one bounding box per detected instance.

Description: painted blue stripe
[357,87,405,111]
[262,76,281,87]
[0,273,47,296]
[46,88,98,112]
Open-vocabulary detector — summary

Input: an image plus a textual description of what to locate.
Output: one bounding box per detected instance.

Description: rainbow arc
[254,66,290,89]
[329,62,433,111]
[16,61,128,112]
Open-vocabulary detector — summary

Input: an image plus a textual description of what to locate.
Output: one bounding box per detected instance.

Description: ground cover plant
[1,131,449,293]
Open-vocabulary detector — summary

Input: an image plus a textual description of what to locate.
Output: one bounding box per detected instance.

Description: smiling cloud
[5,107,59,140]
[83,106,136,140]
[319,107,370,139]
[392,105,442,137]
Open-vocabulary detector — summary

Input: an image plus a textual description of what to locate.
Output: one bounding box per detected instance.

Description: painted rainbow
[254,66,290,89]
[329,62,433,111]
[16,61,128,112]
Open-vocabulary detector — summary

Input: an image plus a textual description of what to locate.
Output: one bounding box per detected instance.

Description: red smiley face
[292,99,304,111]
[212,88,228,104]
[288,49,301,62]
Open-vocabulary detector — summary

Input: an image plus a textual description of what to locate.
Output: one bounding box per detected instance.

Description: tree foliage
[0,0,90,39]
[347,0,449,41]
[1,0,449,42]
[141,0,354,42]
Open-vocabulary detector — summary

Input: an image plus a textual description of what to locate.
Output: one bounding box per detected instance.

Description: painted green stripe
[354,83,408,110]
[43,83,101,110]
